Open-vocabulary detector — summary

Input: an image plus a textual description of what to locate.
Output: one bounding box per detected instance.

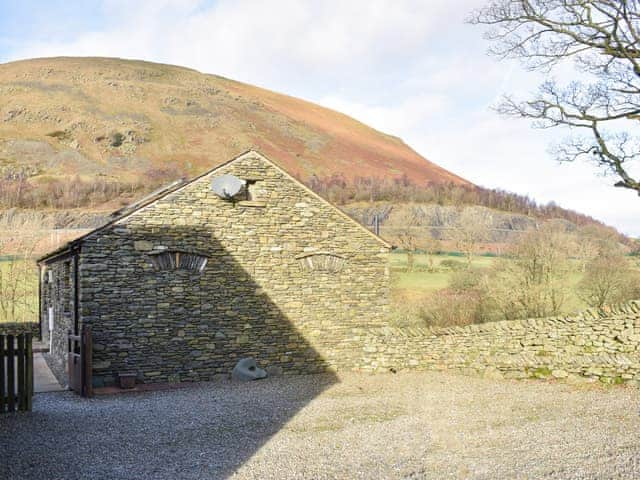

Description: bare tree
[571,225,602,272]
[451,208,491,267]
[470,1,640,195]
[395,207,421,272]
[572,223,625,271]
[0,235,38,323]
[577,253,640,307]
[422,234,442,273]
[0,215,45,323]
[488,223,570,319]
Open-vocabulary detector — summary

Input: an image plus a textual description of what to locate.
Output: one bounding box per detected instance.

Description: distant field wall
[0,322,39,335]
[378,225,528,244]
[344,203,547,248]
[318,301,640,386]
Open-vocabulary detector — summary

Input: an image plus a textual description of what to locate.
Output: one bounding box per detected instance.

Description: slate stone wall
[343,301,640,385]
[40,255,76,386]
[74,152,390,386]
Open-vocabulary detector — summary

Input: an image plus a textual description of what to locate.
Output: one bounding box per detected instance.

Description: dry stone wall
[0,322,39,335]
[337,301,640,385]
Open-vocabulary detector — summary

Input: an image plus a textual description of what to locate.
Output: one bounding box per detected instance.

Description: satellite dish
[211,174,245,199]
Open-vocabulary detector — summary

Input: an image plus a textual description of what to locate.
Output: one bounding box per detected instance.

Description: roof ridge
[109,178,188,218]
[38,149,390,263]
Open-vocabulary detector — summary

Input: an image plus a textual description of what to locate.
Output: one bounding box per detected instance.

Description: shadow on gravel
[1,375,336,479]
[13,219,349,479]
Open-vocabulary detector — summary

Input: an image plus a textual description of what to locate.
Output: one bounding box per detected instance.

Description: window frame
[147,250,209,273]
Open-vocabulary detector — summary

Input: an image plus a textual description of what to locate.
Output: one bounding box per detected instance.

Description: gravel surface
[1,372,639,479]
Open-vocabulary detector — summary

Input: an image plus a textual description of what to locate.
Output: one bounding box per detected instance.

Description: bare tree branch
[471,0,640,195]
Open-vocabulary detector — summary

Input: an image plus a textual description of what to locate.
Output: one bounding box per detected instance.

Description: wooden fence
[0,333,33,413]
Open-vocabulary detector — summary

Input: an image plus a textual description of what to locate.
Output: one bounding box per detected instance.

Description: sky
[1,0,638,236]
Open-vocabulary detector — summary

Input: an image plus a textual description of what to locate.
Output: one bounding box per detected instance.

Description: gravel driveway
[2,372,639,479]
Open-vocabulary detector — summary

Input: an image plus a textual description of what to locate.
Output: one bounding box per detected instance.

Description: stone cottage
[38,150,391,387]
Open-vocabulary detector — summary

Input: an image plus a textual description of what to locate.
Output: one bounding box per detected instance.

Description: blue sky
[1,0,638,235]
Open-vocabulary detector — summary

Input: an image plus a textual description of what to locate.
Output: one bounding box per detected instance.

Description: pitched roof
[38,149,391,263]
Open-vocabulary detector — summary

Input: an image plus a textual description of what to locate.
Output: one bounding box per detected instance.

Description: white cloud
[320,92,451,136]
[9,0,475,91]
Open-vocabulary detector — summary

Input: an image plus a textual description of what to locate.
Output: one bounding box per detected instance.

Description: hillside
[0,56,469,189]
[0,56,627,252]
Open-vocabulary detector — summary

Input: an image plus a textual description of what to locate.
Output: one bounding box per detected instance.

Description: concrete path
[33,353,65,393]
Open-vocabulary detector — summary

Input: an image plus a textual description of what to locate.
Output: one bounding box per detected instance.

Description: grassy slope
[0,57,470,187]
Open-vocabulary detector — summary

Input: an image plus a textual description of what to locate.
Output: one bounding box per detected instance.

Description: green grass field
[390,253,495,294]
[390,252,590,314]
[0,258,38,323]
[0,252,631,325]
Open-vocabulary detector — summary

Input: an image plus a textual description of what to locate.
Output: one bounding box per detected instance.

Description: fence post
[0,333,34,413]
[7,335,15,412]
[0,335,5,413]
[82,326,93,398]
[26,333,33,411]
[17,334,25,411]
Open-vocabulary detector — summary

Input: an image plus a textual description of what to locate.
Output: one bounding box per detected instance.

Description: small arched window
[148,251,208,273]
[296,252,346,273]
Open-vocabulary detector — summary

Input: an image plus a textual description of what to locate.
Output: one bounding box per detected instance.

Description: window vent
[296,253,345,273]
[149,251,208,273]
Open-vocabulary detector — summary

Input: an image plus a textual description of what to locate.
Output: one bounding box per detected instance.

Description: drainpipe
[73,245,81,335]
[38,263,42,341]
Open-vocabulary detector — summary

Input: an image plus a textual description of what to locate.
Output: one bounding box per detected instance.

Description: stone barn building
[39,151,391,388]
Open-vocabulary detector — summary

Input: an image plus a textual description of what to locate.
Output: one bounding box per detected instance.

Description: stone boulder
[232,358,267,381]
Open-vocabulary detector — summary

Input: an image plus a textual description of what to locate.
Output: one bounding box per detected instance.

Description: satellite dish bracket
[210,174,246,201]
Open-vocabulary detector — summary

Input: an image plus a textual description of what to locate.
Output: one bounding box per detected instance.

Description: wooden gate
[68,326,92,397]
[0,333,33,413]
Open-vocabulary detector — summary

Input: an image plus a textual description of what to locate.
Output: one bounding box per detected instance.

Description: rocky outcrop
[345,203,575,245]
